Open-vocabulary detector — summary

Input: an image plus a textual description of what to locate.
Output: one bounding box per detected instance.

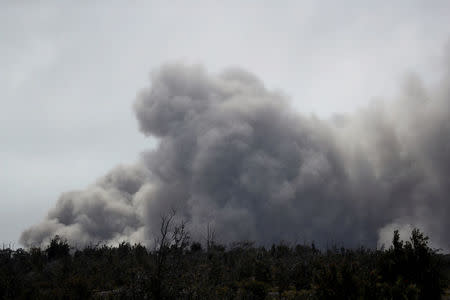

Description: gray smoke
[21,56,450,250]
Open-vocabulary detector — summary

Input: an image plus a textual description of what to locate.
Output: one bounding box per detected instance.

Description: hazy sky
[1,1,450,246]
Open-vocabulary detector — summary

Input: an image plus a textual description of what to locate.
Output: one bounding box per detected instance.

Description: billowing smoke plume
[21,55,450,250]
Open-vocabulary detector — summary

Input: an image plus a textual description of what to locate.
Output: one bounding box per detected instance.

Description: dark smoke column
[21,60,450,250]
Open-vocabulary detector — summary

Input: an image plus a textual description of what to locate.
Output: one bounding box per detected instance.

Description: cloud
[21,54,450,249]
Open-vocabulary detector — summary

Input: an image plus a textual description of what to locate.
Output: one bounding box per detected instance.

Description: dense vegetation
[1,221,449,299]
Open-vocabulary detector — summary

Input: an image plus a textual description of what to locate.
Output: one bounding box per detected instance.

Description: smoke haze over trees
[21,48,450,250]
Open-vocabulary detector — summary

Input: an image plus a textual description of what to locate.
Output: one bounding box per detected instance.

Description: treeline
[1,226,449,299]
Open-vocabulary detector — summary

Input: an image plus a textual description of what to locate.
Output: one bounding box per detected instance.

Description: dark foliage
[0,229,448,299]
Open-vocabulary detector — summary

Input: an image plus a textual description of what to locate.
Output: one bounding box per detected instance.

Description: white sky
[1,0,449,246]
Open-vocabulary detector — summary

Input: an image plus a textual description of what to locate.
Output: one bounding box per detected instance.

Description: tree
[380,228,445,300]
[46,235,70,260]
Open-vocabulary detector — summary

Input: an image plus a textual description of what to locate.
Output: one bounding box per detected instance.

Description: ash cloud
[21,55,450,250]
